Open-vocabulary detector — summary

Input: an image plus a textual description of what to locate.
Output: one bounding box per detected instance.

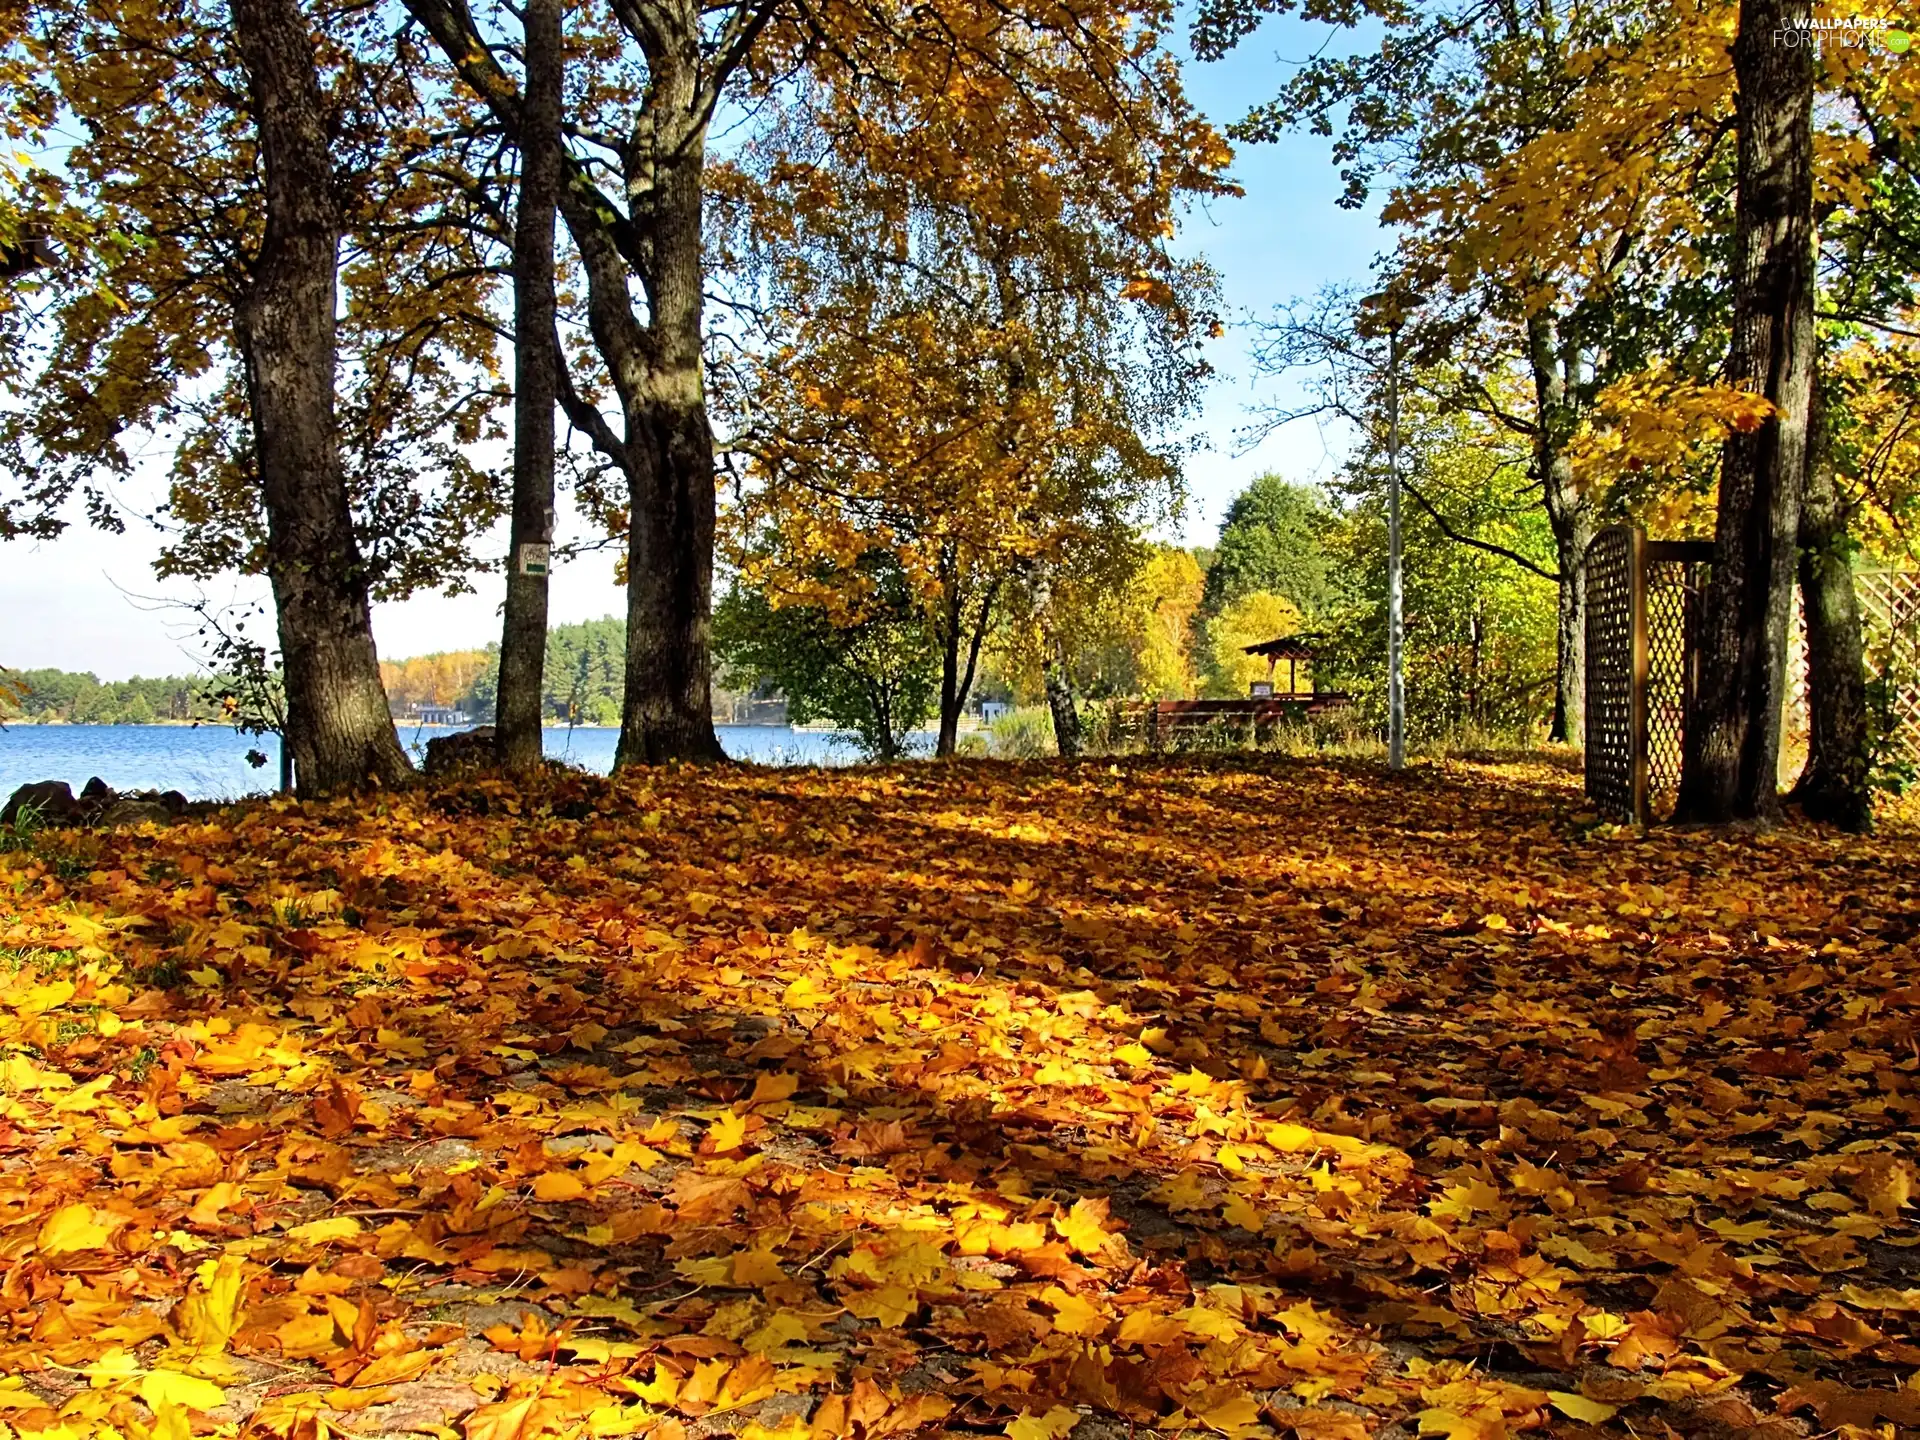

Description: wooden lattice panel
[1585,527,1636,820]
[1857,569,1920,766]
[1645,559,1703,820]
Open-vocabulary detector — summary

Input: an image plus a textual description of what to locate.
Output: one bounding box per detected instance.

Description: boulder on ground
[2,780,194,830]
[424,726,497,777]
[2,780,84,828]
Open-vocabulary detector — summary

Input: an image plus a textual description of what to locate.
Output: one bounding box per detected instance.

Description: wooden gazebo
[1242,634,1318,699]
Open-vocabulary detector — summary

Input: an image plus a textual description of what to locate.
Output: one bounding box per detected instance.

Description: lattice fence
[1584,527,1637,821]
[1583,527,1713,824]
[1645,556,1707,818]
[1784,569,1920,772]
[1858,570,1920,767]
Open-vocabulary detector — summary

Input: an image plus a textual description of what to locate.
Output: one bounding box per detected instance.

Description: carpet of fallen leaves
[2,755,1919,1440]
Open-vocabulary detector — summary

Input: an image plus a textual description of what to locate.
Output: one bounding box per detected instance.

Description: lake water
[0,723,877,801]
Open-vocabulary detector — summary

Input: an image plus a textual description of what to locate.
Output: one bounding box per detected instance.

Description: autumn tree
[1675,0,1816,822]
[1203,0,1742,745]
[1201,592,1304,699]
[1776,41,1920,823]
[717,121,1219,755]
[993,544,1208,715]
[229,0,415,791]
[380,651,494,712]
[0,0,508,793]
[990,526,1161,755]
[402,0,1229,766]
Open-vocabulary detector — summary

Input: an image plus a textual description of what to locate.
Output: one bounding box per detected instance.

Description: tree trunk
[1043,656,1081,759]
[1546,495,1592,746]
[1529,314,1592,746]
[401,0,730,769]
[935,576,995,756]
[937,583,963,757]
[608,13,724,769]
[616,389,725,766]
[231,0,410,797]
[1676,0,1816,824]
[494,0,562,774]
[1790,383,1872,829]
[1031,568,1080,758]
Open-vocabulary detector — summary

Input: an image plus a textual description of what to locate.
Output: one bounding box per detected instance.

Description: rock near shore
[1,778,191,829]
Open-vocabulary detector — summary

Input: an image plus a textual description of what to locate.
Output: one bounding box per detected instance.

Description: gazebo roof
[1242,634,1318,661]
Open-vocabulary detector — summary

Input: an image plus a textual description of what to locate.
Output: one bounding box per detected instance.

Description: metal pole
[1386,321,1405,771]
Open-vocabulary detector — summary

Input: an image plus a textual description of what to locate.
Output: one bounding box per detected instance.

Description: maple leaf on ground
[5,757,1920,1440]
[1006,1408,1078,1439]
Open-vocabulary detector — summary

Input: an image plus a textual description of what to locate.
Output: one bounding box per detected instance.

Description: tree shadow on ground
[13,753,1920,1438]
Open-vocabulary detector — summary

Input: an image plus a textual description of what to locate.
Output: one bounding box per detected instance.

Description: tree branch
[1401,474,1561,581]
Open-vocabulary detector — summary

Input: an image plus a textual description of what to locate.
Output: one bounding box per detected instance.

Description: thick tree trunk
[494,0,563,774]
[616,392,725,766]
[609,15,724,769]
[231,0,410,797]
[1676,0,1816,823]
[1790,386,1872,828]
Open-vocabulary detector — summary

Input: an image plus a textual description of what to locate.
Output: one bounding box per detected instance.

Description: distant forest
[8,618,750,727]
[381,618,628,725]
[3,669,230,725]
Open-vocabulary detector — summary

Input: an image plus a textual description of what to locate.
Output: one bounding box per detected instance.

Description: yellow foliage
[1201,591,1303,698]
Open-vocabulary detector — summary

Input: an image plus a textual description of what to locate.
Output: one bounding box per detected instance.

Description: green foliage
[540,620,628,727]
[713,559,940,761]
[1201,475,1338,620]
[0,801,46,854]
[1865,629,1920,795]
[1317,408,1558,744]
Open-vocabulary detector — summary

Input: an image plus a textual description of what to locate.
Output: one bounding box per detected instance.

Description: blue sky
[3,13,1386,681]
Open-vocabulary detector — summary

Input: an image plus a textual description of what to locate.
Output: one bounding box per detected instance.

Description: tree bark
[1790,382,1872,828]
[231,0,410,796]
[937,582,962,757]
[1676,0,1816,824]
[1546,492,1593,746]
[494,0,563,774]
[1030,568,1080,758]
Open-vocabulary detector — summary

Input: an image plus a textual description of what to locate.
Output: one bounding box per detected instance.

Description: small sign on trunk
[517,543,551,578]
